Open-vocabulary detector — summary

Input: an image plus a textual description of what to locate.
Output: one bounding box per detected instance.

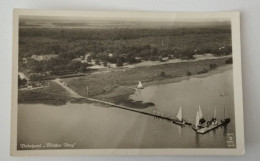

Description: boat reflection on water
[195,133,200,148]
[177,125,183,136]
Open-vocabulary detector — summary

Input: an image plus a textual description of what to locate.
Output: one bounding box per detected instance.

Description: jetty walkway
[53,79,191,126]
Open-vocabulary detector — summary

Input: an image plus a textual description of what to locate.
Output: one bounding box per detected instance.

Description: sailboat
[137,81,144,89]
[192,111,202,131]
[198,106,206,124]
[198,106,202,118]
[221,106,230,125]
[193,107,230,134]
[211,107,218,125]
[174,107,185,125]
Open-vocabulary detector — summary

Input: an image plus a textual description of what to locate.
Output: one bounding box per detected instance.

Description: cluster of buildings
[31,54,58,61]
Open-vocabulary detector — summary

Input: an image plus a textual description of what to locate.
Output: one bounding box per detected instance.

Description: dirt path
[52,79,84,98]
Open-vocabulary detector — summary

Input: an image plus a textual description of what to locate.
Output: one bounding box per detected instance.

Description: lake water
[17,66,235,149]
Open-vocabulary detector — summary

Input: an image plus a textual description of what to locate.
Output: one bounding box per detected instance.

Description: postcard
[11,9,244,155]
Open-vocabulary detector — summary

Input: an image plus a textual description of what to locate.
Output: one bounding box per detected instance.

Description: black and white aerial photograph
[11,10,244,155]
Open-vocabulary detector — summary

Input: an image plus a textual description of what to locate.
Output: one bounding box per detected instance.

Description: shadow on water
[223,124,227,136]
[136,89,142,95]
[177,125,183,136]
[195,133,200,148]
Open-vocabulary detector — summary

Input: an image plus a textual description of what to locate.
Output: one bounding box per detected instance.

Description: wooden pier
[86,97,191,126]
[52,79,228,131]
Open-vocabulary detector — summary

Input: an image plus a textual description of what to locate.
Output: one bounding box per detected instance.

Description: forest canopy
[19,25,232,79]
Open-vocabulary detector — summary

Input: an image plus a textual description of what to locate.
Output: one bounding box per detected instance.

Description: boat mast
[213,107,217,119]
[224,106,226,119]
[195,111,200,128]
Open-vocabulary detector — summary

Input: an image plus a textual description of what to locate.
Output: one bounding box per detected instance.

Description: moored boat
[198,106,206,124]
[174,106,185,125]
[192,107,231,134]
[221,107,230,125]
[137,81,144,89]
[192,111,203,131]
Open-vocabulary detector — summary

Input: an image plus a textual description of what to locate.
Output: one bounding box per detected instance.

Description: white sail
[214,107,217,119]
[176,107,182,121]
[137,81,143,89]
[198,106,203,119]
[195,111,200,128]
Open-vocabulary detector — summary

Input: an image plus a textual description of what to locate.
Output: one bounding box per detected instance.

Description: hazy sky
[19,15,231,29]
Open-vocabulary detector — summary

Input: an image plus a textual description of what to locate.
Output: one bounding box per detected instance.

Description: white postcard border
[11,9,245,156]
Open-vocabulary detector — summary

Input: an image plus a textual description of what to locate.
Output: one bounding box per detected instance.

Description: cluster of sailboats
[174,106,230,134]
[136,81,230,134]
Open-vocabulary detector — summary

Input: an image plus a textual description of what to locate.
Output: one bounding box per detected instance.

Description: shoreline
[18,57,232,107]
[94,64,232,109]
[138,64,232,88]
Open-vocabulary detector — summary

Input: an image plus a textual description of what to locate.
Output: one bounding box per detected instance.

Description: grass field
[18,57,231,107]
[62,57,231,107]
[18,81,70,105]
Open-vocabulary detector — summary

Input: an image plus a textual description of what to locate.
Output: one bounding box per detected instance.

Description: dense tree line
[19,26,232,79]
[19,26,231,41]
[19,57,90,80]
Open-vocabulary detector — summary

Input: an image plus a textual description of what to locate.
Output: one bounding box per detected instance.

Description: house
[31,54,58,61]
[22,58,28,63]
[85,52,93,60]
[108,53,113,57]
[169,55,175,59]
[88,65,106,70]
[135,57,142,60]
[85,54,90,60]
[72,58,82,62]
[161,57,169,61]
[107,63,117,68]
[81,60,88,63]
